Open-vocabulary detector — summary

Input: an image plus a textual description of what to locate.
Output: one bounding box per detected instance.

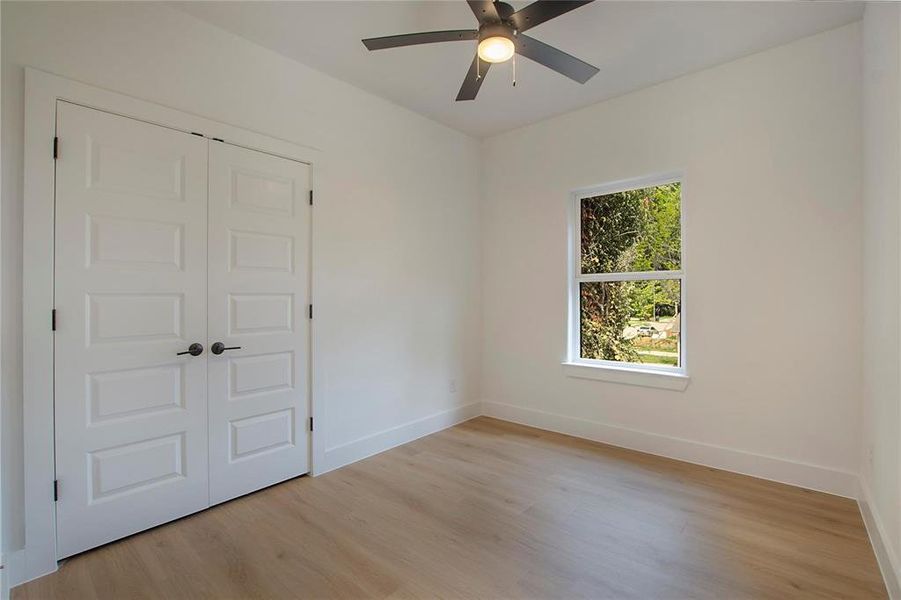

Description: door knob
[177,342,204,356]
[211,342,242,355]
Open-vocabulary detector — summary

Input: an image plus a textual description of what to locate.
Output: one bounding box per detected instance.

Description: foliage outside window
[572,177,683,370]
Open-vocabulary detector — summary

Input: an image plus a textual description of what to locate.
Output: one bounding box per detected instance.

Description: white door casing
[54,102,210,558]
[207,142,311,505]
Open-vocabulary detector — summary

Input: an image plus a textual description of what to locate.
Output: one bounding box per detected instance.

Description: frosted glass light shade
[478,36,515,63]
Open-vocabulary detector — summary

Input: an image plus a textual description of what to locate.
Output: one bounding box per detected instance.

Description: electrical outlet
[449,379,457,394]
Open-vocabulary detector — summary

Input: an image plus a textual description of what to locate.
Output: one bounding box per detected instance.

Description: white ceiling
[176,1,863,138]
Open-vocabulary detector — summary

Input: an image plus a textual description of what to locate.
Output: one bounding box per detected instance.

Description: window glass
[579,280,681,367]
[580,183,681,274]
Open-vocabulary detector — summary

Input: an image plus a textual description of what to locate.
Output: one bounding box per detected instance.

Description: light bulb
[477,36,515,63]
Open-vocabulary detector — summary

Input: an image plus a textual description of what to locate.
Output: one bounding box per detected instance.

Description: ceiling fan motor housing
[479,22,516,44]
[493,1,516,21]
[479,1,517,42]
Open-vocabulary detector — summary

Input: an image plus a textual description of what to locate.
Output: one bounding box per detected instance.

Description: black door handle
[211,342,242,355]
[177,342,204,356]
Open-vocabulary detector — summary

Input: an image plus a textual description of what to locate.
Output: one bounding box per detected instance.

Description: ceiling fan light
[478,36,515,63]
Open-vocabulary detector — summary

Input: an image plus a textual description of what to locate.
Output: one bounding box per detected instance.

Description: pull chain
[512,30,518,87]
[476,38,481,80]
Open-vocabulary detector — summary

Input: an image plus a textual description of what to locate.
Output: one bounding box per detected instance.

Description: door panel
[54,102,210,558]
[208,142,311,505]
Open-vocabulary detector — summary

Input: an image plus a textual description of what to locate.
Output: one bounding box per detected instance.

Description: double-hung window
[567,173,686,381]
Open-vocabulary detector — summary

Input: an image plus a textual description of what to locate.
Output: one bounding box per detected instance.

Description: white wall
[481,24,863,495]
[861,2,901,592]
[1,1,481,557]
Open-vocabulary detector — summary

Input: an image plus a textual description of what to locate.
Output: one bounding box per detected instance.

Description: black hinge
[309,417,314,432]
[51,309,57,331]
[309,304,313,319]
[190,131,204,137]
[53,480,59,502]
[211,137,224,143]
[309,190,313,206]
[53,137,59,160]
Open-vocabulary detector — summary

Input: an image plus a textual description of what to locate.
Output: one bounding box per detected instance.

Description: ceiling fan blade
[456,54,491,101]
[466,0,499,24]
[510,0,594,33]
[515,35,598,83]
[363,30,478,51]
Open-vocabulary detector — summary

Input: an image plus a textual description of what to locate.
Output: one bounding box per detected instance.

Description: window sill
[562,361,690,391]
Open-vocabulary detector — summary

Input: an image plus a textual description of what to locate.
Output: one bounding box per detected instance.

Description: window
[567,173,685,379]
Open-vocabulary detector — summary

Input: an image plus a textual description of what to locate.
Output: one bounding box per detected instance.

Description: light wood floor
[15,417,886,599]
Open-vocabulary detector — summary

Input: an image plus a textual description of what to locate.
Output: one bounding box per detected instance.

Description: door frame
[20,68,324,586]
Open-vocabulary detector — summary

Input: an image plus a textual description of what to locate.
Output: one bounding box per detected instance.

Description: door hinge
[51,309,57,331]
[53,480,59,502]
[53,137,59,160]
[309,417,314,432]
[309,190,313,206]
[211,137,224,143]
[309,304,313,319]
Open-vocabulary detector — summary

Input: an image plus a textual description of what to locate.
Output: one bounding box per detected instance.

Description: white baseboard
[482,401,858,498]
[858,478,901,599]
[320,402,481,474]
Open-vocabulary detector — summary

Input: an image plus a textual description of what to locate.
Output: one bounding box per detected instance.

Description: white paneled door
[53,102,311,558]
[207,142,311,505]
[54,102,211,558]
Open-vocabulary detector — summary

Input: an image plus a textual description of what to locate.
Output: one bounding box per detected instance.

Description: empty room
[1,0,899,598]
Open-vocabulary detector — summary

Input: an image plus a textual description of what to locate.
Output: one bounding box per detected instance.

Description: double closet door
[53,102,311,558]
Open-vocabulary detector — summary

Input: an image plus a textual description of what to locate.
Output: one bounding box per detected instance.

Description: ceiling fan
[362,0,599,101]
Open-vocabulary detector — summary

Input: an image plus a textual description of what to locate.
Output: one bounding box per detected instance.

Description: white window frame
[564,171,689,391]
